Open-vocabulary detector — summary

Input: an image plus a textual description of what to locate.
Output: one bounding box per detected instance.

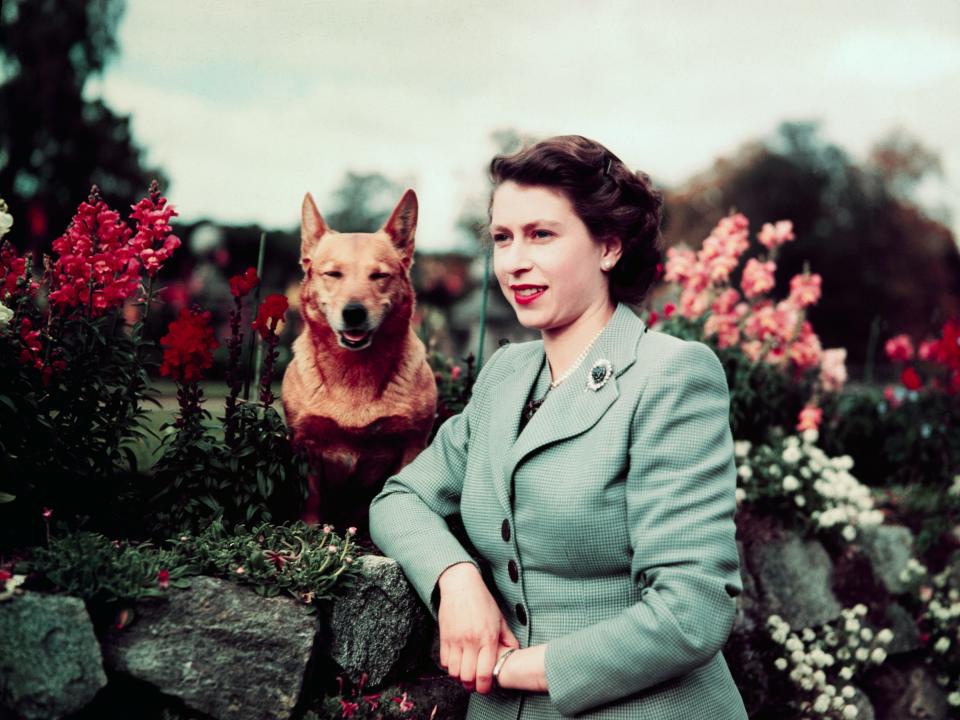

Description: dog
[281,189,438,539]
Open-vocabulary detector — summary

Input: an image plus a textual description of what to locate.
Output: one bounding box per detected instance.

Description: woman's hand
[437,562,520,694]
[493,643,548,693]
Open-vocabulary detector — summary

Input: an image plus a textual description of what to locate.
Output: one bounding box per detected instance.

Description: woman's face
[490,181,619,333]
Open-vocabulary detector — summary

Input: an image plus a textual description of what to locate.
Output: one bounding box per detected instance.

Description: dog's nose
[342,302,368,327]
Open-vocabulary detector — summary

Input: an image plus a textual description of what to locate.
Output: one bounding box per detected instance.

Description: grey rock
[100,575,318,720]
[744,527,843,628]
[862,654,949,720]
[324,554,433,687]
[0,591,107,720]
[857,525,915,596]
[883,601,922,655]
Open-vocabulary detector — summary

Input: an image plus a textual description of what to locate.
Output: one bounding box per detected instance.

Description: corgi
[281,189,438,539]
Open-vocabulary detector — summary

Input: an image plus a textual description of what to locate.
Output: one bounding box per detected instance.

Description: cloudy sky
[86,0,960,252]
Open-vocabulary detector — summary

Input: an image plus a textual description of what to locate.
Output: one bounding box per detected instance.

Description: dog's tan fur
[282,189,438,536]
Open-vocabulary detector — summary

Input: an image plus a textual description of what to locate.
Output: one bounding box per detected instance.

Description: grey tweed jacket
[368,301,748,719]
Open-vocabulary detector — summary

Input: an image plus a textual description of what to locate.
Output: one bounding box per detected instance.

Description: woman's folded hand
[437,562,520,694]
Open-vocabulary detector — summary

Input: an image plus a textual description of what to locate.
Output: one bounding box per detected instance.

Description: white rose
[734,440,752,458]
[783,475,800,492]
[738,464,753,480]
[774,657,788,671]
[870,647,887,664]
[948,691,960,707]
[934,636,951,653]
[735,487,746,505]
[813,694,830,713]
[876,628,893,644]
[0,302,13,328]
[0,210,12,238]
[842,525,857,542]
[843,704,859,719]
[782,446,802,464]
[794,495,806,507]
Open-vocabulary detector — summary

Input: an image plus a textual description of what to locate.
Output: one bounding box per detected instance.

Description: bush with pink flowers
[649,212,847,444]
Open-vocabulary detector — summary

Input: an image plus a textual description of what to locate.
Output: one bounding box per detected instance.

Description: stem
[476,244,491,373]
[243,233,267,401]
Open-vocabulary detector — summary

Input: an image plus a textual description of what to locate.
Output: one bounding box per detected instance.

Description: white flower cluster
[0,301,12,329]
[767,605,893,718]
[735,432,883,542]
[0,197,12,239]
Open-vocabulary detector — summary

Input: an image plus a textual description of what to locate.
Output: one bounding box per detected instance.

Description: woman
[369,135,747,719]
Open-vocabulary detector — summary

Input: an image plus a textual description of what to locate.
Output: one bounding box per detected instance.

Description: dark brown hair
[484,134,664,305]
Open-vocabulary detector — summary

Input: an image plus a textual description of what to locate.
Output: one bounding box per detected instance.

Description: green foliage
[148,402,310,539]
[818,385,960,555]
[427,348,476,439]
[169,519,361,609]
[16,530,189,606]
[0,290,162,548]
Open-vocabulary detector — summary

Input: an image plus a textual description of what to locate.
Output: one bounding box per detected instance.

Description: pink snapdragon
[741,258,777,299]
[819,349,848,393]
[788,272,822,308]
[884,334,914,362]
[757,220,796,251]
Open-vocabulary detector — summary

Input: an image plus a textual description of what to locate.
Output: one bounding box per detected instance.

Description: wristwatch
[492,648,518,688]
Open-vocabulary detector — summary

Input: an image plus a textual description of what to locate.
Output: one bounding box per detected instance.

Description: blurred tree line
[2,0,957,383]
[0,0,166,255]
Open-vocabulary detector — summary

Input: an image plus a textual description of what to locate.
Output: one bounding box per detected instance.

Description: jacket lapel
[488,302,648,515]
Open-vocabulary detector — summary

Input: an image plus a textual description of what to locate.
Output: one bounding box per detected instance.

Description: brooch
[586,359,613,391]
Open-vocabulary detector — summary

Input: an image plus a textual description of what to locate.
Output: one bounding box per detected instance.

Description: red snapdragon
[252,294,288,340]
[159,308,219,383]
[229,267,259,298]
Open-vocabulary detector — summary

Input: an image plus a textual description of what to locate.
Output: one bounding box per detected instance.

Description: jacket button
[508,559,519,583]
[516,603,527,625]
[501,519,510,542]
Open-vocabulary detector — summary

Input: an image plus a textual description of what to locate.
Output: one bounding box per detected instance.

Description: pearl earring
[602,261,611,270]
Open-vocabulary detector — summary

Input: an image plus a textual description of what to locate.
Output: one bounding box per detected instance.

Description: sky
[85,0,960,252]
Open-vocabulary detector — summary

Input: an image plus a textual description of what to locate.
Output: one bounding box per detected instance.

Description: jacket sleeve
[368,344,509,622]
[543,340,742,716]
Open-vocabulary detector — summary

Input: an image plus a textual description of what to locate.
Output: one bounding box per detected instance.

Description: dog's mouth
[338,328,373,350]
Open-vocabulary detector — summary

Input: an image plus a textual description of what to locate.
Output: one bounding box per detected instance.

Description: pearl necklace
[520,323,607,431]
[548,325,607,389]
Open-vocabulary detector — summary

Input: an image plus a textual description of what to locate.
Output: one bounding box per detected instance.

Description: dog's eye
[323,271,342,278]
[370,272,390,280]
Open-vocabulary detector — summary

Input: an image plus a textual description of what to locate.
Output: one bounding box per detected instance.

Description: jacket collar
[487,301,648,516]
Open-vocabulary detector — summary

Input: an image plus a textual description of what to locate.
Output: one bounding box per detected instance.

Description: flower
[391,692,414,712]
[0,208,12,238]
[741,258,777,299]
[339,699,360,718]
[0,301,12,328]
[757,220,795,250]
[42,507,52,519]
[788,272,822,308]
[159,308,219,383]
[820,348,848,393]
[900,366,922,391]
[128,180,181,277]
[157,568,170,589]
[884,334,914,362]
[252,293,289,339]
[229,267,259,298]
[797,404,822,432]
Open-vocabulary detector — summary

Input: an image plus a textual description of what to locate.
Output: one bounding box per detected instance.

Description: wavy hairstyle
[483,134,664,305]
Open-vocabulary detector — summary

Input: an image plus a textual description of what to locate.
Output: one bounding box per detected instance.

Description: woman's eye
[533,230,552,238]
[492,233,508,242]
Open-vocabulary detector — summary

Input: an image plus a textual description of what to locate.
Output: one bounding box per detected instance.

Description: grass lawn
[130,380,282,473]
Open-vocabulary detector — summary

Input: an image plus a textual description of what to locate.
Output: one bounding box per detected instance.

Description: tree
[0,0,166,253]
[661,120,960,375]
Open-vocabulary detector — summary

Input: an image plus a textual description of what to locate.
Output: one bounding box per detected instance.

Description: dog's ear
[380,188,417,271]
[301,192,329,270]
